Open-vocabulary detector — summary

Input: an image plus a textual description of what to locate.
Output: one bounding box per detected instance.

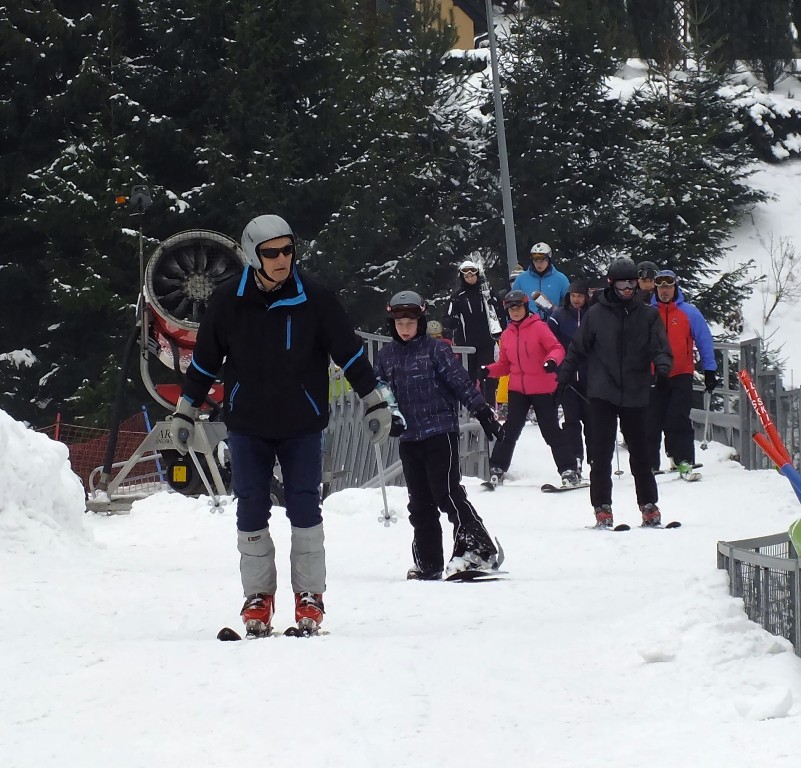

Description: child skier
[374,290,504,580]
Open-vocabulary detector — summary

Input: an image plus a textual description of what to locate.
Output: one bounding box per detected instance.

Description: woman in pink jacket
[481,290,579,488]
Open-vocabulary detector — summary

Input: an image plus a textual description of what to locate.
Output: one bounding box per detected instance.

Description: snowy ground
[3,409,801,767]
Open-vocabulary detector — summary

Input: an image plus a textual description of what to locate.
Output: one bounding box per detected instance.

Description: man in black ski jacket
[556,258,672,530]
[169,214,393,637]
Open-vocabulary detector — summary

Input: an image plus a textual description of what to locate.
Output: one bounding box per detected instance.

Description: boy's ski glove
[474,403,504,442]
[704,370,719,394]
[363,383,397,444]
[553,381,568,405]
[170,398,199,455]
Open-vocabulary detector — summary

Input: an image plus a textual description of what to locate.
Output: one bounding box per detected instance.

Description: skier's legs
[620,406,659,506]
[560,386,584,464]
[276,432,326,594]
[399,439,444,573]
[424,432,495,559]
[531,392,576,474]
[587,398,617,507]
[227,431,279,597]
[579,390,593,468]
[275,431,324,528]
[489,390,530,471]
[475,344,498,407]
[662,373,695,465]
[646,384,670,471]
[228,430,276,532]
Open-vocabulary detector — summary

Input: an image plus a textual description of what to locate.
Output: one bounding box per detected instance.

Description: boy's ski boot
[240,593,275,638]
[561,469,581,488]
[640,503,662,527]
[406,566,443,581]
[291,591,325,636]
[593,504,614,529]
[482,467,505,491]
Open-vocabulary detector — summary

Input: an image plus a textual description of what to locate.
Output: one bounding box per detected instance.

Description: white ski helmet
[459,259,480,273]
[530,242,552,257]
[241,215,295,269]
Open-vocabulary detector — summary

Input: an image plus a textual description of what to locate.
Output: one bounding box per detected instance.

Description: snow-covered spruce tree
[745,0,794,92]
[694,0,754,71]
[0,1,154,425]
[557,0,636,59]
[625,0,680,67]
[308,0,496,332]
[495,8,635,277]
[623,63,765,326]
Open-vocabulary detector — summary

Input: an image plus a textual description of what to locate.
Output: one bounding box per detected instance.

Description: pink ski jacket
[486,313,564,395]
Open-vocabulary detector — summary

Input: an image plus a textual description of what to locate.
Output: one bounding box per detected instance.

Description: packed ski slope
[2,408,801,768]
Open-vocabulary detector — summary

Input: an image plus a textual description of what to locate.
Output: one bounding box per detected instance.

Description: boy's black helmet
[607,258,638,282]
[387,290,426,318]
[637,260,658,280]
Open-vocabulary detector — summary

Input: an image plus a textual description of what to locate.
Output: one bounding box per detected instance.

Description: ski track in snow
[3,409,801,767]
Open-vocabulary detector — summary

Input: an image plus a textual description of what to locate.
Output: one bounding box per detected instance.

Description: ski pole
[700,392,712,451]
[614,440,623,477]
[369,419,397,527]
[372,443,396,527]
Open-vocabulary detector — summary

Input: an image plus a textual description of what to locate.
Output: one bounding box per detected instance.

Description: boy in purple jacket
[374,290,504,580]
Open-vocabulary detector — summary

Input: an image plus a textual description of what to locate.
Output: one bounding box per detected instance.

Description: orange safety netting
[38,411,155,492]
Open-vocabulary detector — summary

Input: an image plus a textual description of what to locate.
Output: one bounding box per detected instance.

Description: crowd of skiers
[166,212,719,635]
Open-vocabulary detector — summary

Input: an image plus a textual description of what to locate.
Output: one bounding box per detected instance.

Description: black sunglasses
[258,243,294,259]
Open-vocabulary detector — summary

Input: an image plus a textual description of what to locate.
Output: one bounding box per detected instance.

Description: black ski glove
[704,370,719,394]
[553,381,568,405]
[478,365,490,382]
[543,359,558,373]
[652,369,670,389]
[474,404,504,442]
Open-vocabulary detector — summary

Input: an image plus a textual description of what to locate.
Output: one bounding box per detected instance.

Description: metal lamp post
[484,0,518,278]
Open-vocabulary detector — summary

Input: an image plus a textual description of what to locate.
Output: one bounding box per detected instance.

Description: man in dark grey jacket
[556,258,673,529]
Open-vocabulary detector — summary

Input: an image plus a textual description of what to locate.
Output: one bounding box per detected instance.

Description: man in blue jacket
[169,214,393,637]
[512,242,570,318]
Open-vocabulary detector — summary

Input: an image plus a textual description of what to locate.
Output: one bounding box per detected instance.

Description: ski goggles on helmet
[388,304,424,320]
[531,254,549,262]
[638,268,656,280]
[613,279,638,290]
[257,243,295,259]
[504,301,526,310]
[460,267,479,275]
[654,276,676,287]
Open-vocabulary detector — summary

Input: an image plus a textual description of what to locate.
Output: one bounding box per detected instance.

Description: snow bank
[0,408,90,552]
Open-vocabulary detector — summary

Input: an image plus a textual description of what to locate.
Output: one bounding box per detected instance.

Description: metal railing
[717,533,801,654]
[690,337,801,470]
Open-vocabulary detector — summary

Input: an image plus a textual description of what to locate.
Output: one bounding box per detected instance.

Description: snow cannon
[142,230,246,408]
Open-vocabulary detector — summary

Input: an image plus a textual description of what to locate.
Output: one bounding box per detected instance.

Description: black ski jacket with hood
[443,276,504,347]
[558,287,672,408]
[182,265,376,439]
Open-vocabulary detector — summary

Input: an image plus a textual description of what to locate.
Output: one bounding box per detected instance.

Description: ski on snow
[586,520,682,532]
[217,625,329,641]
[541,482,590,493]
[444,569,507,582]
